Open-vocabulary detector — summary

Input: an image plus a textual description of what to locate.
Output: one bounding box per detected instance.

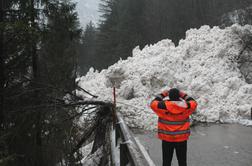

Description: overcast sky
[73,0,100,28]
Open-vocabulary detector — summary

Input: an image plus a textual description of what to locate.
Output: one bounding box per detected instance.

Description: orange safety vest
[150,98,197,142]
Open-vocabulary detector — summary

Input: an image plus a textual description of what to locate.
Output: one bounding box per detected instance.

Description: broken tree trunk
[91,105,113,166]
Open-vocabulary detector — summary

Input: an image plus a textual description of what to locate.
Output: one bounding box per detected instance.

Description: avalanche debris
[77,24,252,130]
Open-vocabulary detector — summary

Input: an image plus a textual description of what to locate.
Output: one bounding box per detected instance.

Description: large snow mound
[77,24,252,130]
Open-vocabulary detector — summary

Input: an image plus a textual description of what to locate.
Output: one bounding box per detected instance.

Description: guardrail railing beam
[110,111,155,166]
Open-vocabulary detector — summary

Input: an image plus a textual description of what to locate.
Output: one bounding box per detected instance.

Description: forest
[1,0,252,165]
[80,0,252,74]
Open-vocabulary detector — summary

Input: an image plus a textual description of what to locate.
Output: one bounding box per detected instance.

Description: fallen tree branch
[63,106,97,122]
[8,100,112,113]
[71,116,99,154]
[76,86,98,98]
[63,101,113,107]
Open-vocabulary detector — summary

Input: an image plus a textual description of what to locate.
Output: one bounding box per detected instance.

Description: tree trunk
[30,0,42,165]
[30,0,41,144]
[0,0,5,128]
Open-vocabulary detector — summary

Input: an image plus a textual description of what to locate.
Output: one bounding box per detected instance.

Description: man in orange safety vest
[150,88,197,166]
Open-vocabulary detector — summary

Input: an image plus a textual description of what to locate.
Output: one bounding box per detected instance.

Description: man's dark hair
[169,88,180,101]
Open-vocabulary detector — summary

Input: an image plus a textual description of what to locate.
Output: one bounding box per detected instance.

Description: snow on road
[77,24,252,130]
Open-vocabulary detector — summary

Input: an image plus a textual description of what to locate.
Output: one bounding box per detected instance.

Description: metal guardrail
[110,111,155,166]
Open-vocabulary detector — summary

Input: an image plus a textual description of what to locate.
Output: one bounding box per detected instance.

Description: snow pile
[81,146,103,166]
[77,24,252,130]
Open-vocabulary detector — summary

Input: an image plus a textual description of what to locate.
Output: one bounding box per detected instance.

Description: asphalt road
[133,123,252,166]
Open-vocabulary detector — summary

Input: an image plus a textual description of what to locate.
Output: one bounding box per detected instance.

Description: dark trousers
[162,140,187,166]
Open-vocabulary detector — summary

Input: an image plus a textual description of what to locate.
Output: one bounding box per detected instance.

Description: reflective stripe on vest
[158,118,190,125]
[158,129,190,135]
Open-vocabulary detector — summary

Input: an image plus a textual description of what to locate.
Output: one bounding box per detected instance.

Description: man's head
[169,88,180,101]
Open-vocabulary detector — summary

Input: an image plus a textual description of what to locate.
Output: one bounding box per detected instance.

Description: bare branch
[76,85,98,98]
[63,106,97,122]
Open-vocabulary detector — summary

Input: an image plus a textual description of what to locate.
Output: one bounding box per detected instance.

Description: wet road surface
[133,124,252,166]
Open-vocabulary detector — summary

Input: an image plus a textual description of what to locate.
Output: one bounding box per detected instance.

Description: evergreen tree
[115,0,145,58]
[0,0,83,165]
[79,21,97,75]
[95,0,145,70]
[95,0,119,69]
[0,0,44,165]
[39,1,82,165]
[41,0,81,90]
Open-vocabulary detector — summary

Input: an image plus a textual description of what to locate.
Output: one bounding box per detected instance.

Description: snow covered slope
[77,24,252,130]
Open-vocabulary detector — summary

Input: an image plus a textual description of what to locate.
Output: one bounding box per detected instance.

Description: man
[150,88,197,166]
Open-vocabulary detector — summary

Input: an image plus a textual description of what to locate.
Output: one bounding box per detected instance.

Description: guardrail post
[120,143,129,166]
[113,87,116,107]
[112,87,116,130]
[251,107,252,120]
[115,123,120,146]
